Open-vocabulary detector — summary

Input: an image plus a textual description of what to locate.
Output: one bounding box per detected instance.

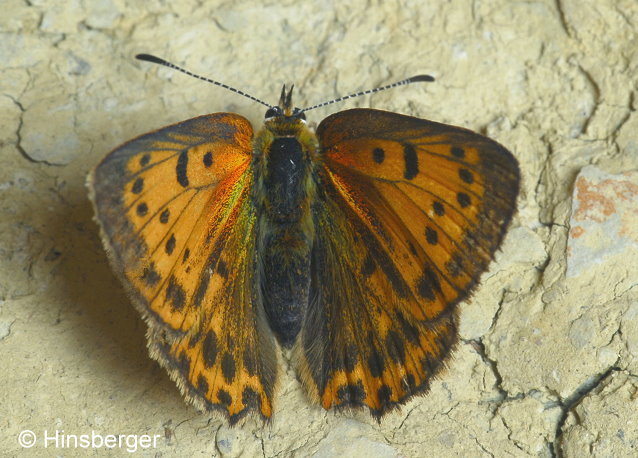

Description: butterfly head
[264,85,306,119]
[262,84,308,136]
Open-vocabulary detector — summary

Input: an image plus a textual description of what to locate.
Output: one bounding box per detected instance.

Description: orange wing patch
[89,113,277,423]
[295,108,519,416]
[147,191,277,423]
[90,114,252,332]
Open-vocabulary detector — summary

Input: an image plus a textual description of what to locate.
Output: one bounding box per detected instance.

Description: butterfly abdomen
[260,226,312,347]
[255,121,318,348]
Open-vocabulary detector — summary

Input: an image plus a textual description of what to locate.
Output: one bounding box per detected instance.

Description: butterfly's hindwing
[147,193,278,423]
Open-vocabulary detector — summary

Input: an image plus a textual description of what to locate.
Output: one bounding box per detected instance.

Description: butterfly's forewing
[296,108,519,416]
[89,114,277,423]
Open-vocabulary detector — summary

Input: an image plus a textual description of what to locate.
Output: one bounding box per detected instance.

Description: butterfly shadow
[46,185,180,406]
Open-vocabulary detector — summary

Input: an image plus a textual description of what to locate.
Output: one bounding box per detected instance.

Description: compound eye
[292,108,306,120]
[265,107,279,118]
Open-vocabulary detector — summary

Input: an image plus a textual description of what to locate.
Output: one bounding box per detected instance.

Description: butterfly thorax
[253,113,318,348]
[255,116,318,221]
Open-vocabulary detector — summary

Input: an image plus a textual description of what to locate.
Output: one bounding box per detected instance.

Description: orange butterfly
[88,54,519,424]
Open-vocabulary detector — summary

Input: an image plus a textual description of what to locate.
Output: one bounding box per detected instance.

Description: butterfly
[88,54,520,425]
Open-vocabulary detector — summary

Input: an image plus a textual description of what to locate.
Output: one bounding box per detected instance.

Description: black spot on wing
[192,269,210,309]
[217,389,232,406]
[445,253,464,278]
[417,266,441,302]
[403,143,418,180]
[457,192,471,208]
[132,177,144,194]
[433,201,445,216]
[165,276,186,310]
[451,146,465,158]
[136,202,148,217]
[385,330,406,364]
[177,351,191,376]
[378,385,392,405]
[336,380,366,404]
[221,353,236,383]
[373,147,385,164]
[203,151,213,167]
[196,374,209,395]
[425,226,438,245]
[417,277,435,301]
[160,208,170,224]
[202,330,218,368]
[165,234,176,255]
[459,168,474,184]
[141,263,161,286]
[424,267,441,292]
[176,150,189,187]
[368,348,385,378]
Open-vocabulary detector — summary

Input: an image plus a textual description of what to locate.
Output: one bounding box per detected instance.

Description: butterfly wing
[296,108,519,416]
[88,113,277,423]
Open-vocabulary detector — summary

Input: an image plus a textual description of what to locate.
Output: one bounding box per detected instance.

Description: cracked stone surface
[558,371,638,456]
[1,0,637,456]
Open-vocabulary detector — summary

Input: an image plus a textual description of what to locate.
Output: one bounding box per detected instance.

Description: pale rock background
[1,0,637,456]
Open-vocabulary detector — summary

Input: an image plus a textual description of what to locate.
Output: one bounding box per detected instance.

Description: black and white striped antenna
[299,74,434,113]
[136,54,273,109]
[136,54,434,113]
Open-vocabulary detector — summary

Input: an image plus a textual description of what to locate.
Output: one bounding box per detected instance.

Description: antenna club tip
[410,74,435,83]
[136,53,166,65]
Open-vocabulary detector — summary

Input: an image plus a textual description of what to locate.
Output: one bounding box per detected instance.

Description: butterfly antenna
[300,74,435,113]
[136,54,273,109]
